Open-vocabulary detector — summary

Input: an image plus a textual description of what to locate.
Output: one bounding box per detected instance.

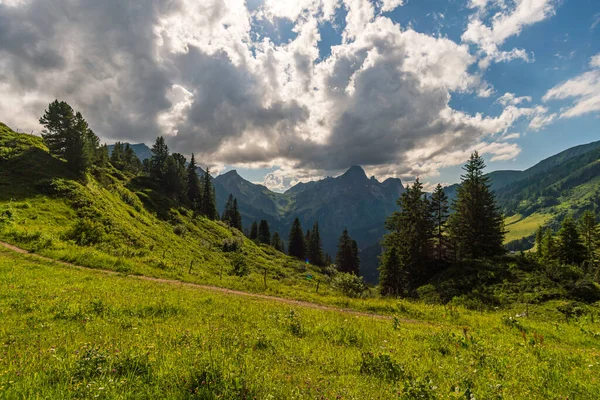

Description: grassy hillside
[504,213,553,244]
[2,247,600,398]
[0,123,343,306]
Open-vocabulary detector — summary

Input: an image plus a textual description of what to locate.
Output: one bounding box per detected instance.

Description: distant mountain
[214,165,405,282]
[107,143,152,161]
[445,140,600,251]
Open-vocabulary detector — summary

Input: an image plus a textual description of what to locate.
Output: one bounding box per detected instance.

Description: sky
[0,0,598,192]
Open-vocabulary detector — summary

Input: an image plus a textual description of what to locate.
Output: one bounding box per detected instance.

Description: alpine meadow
[1,0,600,399]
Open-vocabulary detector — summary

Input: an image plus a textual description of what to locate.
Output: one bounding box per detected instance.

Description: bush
[416,284,442,304]
[173,224,188,236]
[229,253,249,277]
[568,280,600,303]
[332,273,368,298]
[360,352,405,382]
[65,218,106,246]
[222,237,243,253]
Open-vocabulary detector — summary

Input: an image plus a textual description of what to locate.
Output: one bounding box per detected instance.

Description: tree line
[379,152,505,297]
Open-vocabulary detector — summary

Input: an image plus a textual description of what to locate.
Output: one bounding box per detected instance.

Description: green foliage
[229,253,249,277]
[335,227,359,275]
[287,217,305,260]
[331,272,368,298]
[307,221,324,266]
[65,218,106,246]
[257,219,271,245]
[450,152,505,260]
[360,352,405,382]
[202,167,218,220]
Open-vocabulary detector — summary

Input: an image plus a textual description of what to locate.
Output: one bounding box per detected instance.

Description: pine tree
[222,194,234,225]
[149,137,170,180]
[325,253,332,265]
[307,222,324,266]
[97,144,109,169]
[449,152,505,260]
[305,229,311,248]
[249,221,258,241]
[535,226,544,258]
[186,154,203,212]
[271,232,284,252]
[379,246,403,297]
[123,144,142,173]
[258,220,271,244]
[110,142,124,169]
[430,183,449,261]
[164,154,186,201]
[381,179,433,291]
[201,167,218,220]
[579,210,599,267]
[288,217,306,260]
[541,228,558,264]
[232,199,243,231]
[40,100,100,175]
[558,216,585,265]
[336,228,359,275]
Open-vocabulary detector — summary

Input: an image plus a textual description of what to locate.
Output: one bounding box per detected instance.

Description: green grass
[1,247,600,398]
[504,213,553,244]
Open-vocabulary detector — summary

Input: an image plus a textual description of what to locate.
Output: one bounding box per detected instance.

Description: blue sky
[0,0,599,191]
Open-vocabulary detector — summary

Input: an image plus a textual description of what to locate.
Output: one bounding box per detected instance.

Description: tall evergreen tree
[449,152,505,259]
[164,154,186,201]
[379,246,403,297]
[271,232,284,252]
[186,154,203,212]
[380,179,433,292]
[201,167,218,220]
[288,218,306,260]
[325,253,333,265]
[149,137,170,180]
[110,142,124,169]
[249,221,258,241]
[232,199,243,231]
[558,216,585,265]
[123,144,142,173]
[40,100,100,174]
[336,228,359,275]
[305,229,311,248]
[430,183,449,261]
[222,194,235,225]
[535,226,544,258]
[258,220,271,244]
[307,222,325,266]
[541,228,558,264]
[579,210,599,267]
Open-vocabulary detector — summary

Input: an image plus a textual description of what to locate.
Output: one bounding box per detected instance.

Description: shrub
[229,253,249,277]
[222,237,243,253]
[416,284,442,304]
[65,218,106,246]
[173,224,188,236]
[360,352,405,382]
[188,365,255,399]
[332,273,368,298]
[568,280,600,303]
[286,309,305,337]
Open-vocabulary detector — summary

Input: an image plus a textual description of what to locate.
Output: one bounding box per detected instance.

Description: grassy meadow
[1,247,600,399]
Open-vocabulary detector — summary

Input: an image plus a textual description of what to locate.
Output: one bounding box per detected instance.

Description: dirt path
[0,241,410,322]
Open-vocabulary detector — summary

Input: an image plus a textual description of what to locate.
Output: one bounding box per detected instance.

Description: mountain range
[114,139,600,282]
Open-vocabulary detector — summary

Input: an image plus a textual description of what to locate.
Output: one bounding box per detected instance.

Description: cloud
[462,0,557,65]
[0,0,554,191]
[497,92,532,106]
[380,0,405,13]
[543,53,600,119]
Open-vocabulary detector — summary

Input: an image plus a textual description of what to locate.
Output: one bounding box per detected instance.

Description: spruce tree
[164,154,186,201]
[258,220,271,244]
[123,144,142,173]
[201,167,218,220]
[271,232,284,252]
[336,228,359,275]
[249,221,258,241]
[541,228,558,264]
[325,253,332,265]
[430,183,449,261]
[186,154,203,212]
[149,137,170,180]
[110,142,124,169]
[222,194,234,225]
[535,226,544,258]
[558,216,585,265]
[381,179,433,291]
[379,246,403,297]
[232,199,243,231]
[307,222,325,266]
[40,100,100,175]
[305,229,311,248]
[449,152,505,259]
[579,210,598,267]
[288,218,306,260]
